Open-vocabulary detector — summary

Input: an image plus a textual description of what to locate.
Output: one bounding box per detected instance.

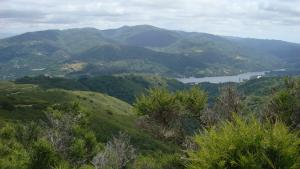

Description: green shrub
[78,164,94,169]
[188,115,300,169]
[268,90,300,128]
[29,139,60,169]
[131,156,159,169]
[0,140,29,169]
[15,122,41,146]
[135,87,207,123]
[134,87,207,143]
[54,161,71,169]
[134,88,178,127]
[70,139,86,162]
[176,86,207,118]
[131,154,185,169]
[0,123,16,140]
[272,90,297,115]
[266,78,300,129]
[160,154,186,169]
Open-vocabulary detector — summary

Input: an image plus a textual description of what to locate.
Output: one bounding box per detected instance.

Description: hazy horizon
[0,24,299,45]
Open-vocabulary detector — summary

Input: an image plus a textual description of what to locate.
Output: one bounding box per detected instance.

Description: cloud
[0,9,45,19]
[0,0,299,43]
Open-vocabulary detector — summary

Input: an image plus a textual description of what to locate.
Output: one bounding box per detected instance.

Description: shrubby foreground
[0,78,300,168]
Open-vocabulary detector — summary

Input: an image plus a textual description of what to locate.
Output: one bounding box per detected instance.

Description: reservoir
[177,71,269,84]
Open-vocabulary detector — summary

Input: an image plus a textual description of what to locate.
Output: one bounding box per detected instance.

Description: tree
[212,85,242,122]
[267,78,300,129]
[134,88,179,127]
[43,103,101,166]
[134,87,207,143]
[176,86,207,119]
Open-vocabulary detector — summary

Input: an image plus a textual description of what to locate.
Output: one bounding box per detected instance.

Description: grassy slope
[0,81,175,153]
[15,75,187,103]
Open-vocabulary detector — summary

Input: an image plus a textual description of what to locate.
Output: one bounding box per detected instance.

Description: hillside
[15,74,286,107]
[0,25,300,79]
[0,76,298,168]
[0,81,175,153]
[15,75,187,103]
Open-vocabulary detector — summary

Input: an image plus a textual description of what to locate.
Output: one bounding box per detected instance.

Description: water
[177,71,269,84]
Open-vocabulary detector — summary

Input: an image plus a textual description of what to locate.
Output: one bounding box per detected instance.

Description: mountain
[100,25,178,47]
[0,25,299,79]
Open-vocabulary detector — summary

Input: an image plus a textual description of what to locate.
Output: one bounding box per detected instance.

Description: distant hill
[15,75,187,103]
[0,25,300,79]
[13,74,220,105]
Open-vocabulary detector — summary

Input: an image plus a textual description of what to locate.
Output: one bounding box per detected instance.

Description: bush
[0,140,29,169]
[29,139,60,169]
[78,164,94,169]
[53,161,71,169]
[15,122,41,146]
[187,115,300,169]
[92,132,136,169]
[212,85,243,122]
[70,139,86,162]
[0,123,16,140]
[134,87,207,143]
[176,86,207,118]
[160,154,186,169]
[131,156,159,169]
[134,88,179,127]
[132,154,185,169]
[266,78,300,129]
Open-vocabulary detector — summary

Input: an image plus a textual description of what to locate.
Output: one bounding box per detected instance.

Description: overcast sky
[0,0,299,43]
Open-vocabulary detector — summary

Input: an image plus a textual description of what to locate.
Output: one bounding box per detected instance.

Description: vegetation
[0,81,176,161]
[266,78,300,129]
[1,21,300,169]
[1,76,300,169]
[92,132,135,169]
[16,75,186,103]
[134,87,207,143]
[1,25,300,80]
[187,115,300,169]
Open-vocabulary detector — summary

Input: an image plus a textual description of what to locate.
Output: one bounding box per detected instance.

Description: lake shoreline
[177,71,271,84]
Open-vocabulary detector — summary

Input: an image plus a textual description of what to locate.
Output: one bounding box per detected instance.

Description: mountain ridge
[0,25,299,79]
[2,25,299,45]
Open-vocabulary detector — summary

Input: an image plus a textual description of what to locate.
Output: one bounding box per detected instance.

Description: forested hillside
[15,75,186,103]
[1,25,300,79]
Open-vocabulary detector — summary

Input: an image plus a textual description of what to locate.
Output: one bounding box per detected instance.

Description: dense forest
[0,75,299,169]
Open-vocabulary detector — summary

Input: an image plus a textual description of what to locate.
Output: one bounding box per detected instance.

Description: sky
[0,0,300,43]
